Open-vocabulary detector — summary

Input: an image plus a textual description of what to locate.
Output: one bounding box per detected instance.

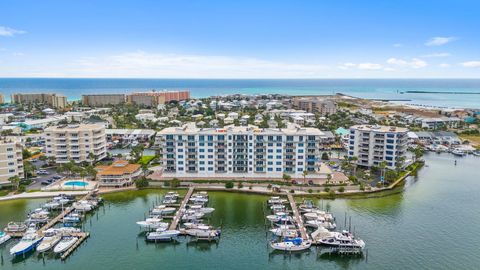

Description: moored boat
[9,227,43,256]
[270,237,311,251]
[0,231,12,245]
[53,236,79,254]
[37,229,62,253]
[146,230,180,241]
[317,230,366,250]
[4,222,27,233]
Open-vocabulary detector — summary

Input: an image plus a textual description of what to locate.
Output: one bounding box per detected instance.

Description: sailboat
[270,237,312,251]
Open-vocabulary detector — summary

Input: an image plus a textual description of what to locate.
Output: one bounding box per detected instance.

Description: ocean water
[1,153,480,270]
[1,78,480,108]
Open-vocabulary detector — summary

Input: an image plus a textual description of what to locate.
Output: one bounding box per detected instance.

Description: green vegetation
[139,155,155,165]
[225,181,234,189]
[135,177,149,188]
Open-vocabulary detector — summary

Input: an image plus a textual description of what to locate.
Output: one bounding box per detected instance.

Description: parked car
[41,181,50,186]
[36,170,49,175]
[52,175,63,180]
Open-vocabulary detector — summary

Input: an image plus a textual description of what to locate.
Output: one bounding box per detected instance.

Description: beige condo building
[0,138,24,183]
[45,124,107,164]
[82,94,126,107]
[11,93,67,108]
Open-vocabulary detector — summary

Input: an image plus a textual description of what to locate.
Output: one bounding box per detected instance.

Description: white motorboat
[451,149,466,157]
[185,226,221,239]
[37,229,62,253]
[162,198,177,204]
[269,227,298,238]
[55,227,81,235]
[0,231,11,245]
[72,201,93,212]
[303,211,334,222]
[270,204,286,213]
[182,222,210,229]
[43,201,61,210]
[189,205,215,214]
[151,205,176,215]
[53,236,78,254]
[4,222,27,232]
[31,208,50,216]
[317,230,366,250]
[472,151,480,157]
[270,237,312,251]
[146,230,180,241]
[305,219,336,230]
[9,227,43,256]
[136,217,169,230]
[310,227,335,241]
[26,213,50,224]
[63,213,82,223]
[268,196,287,205]
[181,210,205,220]
[266,212,288,222]
[273,216,296,227]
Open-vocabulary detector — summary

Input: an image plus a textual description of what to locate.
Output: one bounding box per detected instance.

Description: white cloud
[0,26,26,37]
[393,43,403,47]
[422,52,450,58]
[386,58,427,69]
[357,63,382,70]
[69,51,331,78]
[439,63,450,68]
[461,61,480,68]
[425,37,456,46]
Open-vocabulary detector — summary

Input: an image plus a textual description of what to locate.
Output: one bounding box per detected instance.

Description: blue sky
[0,0,479,78]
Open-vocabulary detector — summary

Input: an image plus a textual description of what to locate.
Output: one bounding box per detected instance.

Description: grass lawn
[459,135,480,149]
[139,155,155,165]
[0,189,10,197]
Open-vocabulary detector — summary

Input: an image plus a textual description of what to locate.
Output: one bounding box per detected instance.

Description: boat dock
[286,194,309,240]
[60,232,90,260]
[169,187,195,230]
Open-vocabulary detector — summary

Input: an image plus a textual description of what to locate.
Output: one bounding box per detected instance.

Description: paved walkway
[0,190,89,201]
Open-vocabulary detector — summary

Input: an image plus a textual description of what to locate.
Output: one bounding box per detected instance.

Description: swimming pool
[64,181,88,187]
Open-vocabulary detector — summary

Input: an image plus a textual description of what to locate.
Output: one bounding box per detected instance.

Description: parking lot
[27,159,65,190]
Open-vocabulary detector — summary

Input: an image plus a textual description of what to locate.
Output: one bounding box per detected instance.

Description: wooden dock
[286,193,309,240]
[168,187,195,230]
[60,232,90,260]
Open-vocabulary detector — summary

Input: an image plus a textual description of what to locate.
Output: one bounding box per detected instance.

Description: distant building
[82,94,126,107]
[0,138,24,184]
[293,97,337,116]
[11,93,67,108]
[127,90,190,107]
[0,94,4,104]
[96,160,142,187]
[45,124,107,164]
[348,125,408,169]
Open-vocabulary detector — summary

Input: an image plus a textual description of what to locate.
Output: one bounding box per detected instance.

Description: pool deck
[42,179,98,192]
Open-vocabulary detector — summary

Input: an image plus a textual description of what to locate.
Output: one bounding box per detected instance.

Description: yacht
[269,227,298,238]
[72,201,93,212]
[37,229,62,253]
[182,222,210,229]
[303,211,334,222]
[451,149,466,157]
[270,204,286,213]
[146,230,180,241]
[266,212,288,222]
[43,201,61,210]
[185,226,221,239]
[136,217,169,230]
[0,231,11,245]
[151,205,176,215]
[270,237,312,251]
[181,211,205,221]
[63,213,82,223]
[305,219,337,230]
[53,236,79,254]
[268,196,287,205]
[26,212,50,224]
[310,227,335,242]
[472,151,480,157]
[189,205,215,214]
[317,230,366,250]
[4,222,27,233]
[9,227,43,256]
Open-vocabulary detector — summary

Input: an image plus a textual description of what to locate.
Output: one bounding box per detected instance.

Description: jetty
[60,232,90,260]
[169,187,195,230]
[286,193,309,240]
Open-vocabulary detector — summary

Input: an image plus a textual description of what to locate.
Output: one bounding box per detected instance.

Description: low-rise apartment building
[82,94,126,107]
[11,93,67,108]
[347,125,408,169]
[95,160,141,187]
[156,123,326,178]
[0,138,24,184]
[45,124,107,164]
[293,97,337,116]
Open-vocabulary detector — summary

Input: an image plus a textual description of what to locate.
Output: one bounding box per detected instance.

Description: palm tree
[350,156,358,176]
[379,161,387,184]
[8,176,20,191]
[326,173,332,185]
[413,147,424,162]
[88,152,96,165]
[302,170,308,185]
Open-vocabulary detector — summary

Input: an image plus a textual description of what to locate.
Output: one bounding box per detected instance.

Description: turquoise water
[1,78,480,108]
[64,181,88,187]
[0,153,479,269]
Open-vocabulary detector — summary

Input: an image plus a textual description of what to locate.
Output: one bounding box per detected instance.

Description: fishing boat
[0,231,11,245]
[451,149,466,157]
[317,230,366,249]
[270,237,312,251]
[43,201,61,210]
[9,227,43,256]
[4,222,27,233]
[269,227,298,238]
[136,217,169,230]
[26,213,50,224]
[268,196,287,205]
[305,219,337,230]
[266,212,288,222]
[72,201,93,212]
[53,236,79,254]
[146,230,181,241]
[151,205,176,215]
[37,229,62,253]
[185,225,221,239]
[63,213,82,223]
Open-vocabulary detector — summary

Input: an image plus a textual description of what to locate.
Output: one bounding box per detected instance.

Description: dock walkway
[168,187,195,230]
[60,232,90,260]
[286,193,309,240]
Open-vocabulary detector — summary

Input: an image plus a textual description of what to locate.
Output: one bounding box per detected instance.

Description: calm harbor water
[1,78,480,108]
[0,153,479,270]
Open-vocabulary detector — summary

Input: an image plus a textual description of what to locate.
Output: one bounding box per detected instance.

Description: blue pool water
[64,181,88,187]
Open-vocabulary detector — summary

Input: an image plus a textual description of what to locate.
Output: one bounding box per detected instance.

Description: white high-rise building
[156,123,325,178]
[348,125,408,169]
[45,124,107,164]
[0,138,24,183]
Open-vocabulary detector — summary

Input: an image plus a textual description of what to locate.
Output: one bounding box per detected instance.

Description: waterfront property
[156,122,327,179]
[292,97,338,116]
[0,138,24,184]
[95,160,142,187]
[10,93,67,109]
[348,125,408,169]
[45,124,107,164]
[126,90,190,107]
[82,94,126,107]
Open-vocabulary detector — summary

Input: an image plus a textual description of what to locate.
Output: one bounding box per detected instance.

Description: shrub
[171,178,180,188]
[135,177,149,188]
[321,152,329,160]
[225,181,234,189]
[249,185,253,190]
[289,189,295,193]
[267,184,272,189]
[163,181,171,187]
[308,189,313,193]
[359,183,365,191]
[328,190,336,197]
[376,182,383,188]
[323,187,330,192]
[18,185,26,193]
[237,182,243,189]
[338,186,345,193]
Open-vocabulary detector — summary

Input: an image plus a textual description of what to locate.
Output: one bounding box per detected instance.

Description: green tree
[282,173,291,183]
[8,176,21,190]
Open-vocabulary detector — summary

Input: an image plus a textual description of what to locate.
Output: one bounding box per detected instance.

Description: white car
[36,170,49,175]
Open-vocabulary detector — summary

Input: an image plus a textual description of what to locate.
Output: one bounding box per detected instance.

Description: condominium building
[156,123,325,178]
[127,90,190,107]
[11,93,67,108]
[82,94,126,107]
[0,94,4,104]
[293,97,337,116]
[95,160,142,187]
[45,124,107,164]
[347,125,408,169]
[0,138,24,183]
